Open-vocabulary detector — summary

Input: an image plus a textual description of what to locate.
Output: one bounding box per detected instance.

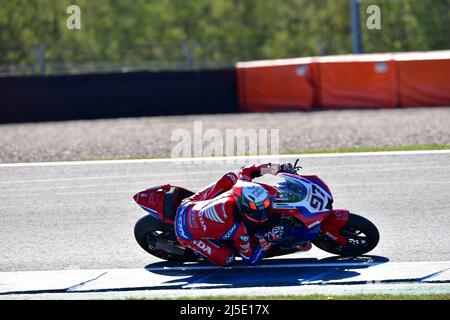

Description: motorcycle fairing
[134,185,168,217]
[320,209,350,245]
[272,173,348,244]
[299,175,332,196]
[139,204,162,220]
[134,173,350,248]
[133,184,192,224]
[273,173,332,225]
[284,223,322,244]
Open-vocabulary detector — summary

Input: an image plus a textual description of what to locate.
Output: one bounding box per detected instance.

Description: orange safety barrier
[316,53,398,109]
[236,58,316,112]
[395,51,450,107]
[236,51,450,112]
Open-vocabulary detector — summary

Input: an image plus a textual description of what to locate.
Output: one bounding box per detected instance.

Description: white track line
[0,150,449,168]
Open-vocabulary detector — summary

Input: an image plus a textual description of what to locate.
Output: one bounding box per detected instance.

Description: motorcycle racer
[174,162,303,266]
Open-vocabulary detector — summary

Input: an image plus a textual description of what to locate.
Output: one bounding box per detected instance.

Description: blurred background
[1,0,449,76]
[0,0,449,157]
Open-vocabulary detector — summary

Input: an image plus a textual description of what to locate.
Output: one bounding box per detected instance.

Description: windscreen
[275,176,308,203]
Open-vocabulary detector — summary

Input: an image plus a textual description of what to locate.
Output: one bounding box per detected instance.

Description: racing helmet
[232,181,273,223]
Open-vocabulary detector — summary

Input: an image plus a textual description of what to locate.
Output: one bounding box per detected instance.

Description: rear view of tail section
[134,185,194,224]
[133,185,171,222]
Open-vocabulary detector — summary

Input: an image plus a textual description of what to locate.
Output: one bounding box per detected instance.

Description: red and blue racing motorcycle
[133,160,380,262]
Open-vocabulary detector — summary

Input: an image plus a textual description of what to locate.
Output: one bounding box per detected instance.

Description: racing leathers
[174,163,281,266]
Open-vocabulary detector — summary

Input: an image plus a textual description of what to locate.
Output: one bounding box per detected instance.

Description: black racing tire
[313,213,380,256]
[134,215,197,262]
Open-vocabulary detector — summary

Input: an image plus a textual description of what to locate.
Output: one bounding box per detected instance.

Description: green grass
[282,144,450,155]
[85,144,450,162]
[7,144,449,164]
[133,293,450,300]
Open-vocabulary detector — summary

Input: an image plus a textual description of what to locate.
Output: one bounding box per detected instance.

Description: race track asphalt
[0,151,449,272]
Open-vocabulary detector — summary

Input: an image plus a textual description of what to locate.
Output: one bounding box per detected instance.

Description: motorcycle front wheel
[312,213,380,256]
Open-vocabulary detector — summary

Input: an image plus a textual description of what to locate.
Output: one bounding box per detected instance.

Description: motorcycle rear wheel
[313,213,379,256]
[134,215,198,262]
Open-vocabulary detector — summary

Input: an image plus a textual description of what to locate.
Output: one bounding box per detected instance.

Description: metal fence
[0,42,238,76]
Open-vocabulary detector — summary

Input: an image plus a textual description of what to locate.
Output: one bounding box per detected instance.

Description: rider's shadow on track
[144,255,390,288]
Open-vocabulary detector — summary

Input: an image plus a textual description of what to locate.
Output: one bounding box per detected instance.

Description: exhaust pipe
[147,235,185,256]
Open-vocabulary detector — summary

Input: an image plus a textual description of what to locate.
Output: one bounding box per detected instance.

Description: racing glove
[257,234,271,252]
[258,226,285,243]
[242,241,267,266]
[277,162,297,174]
[240,234,270,266]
